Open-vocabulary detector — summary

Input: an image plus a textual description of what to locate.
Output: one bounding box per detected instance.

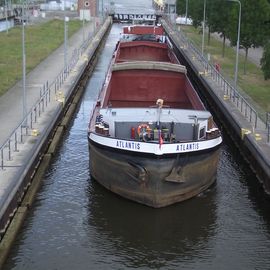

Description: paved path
[211,32,263,67]
[0,18,94,146]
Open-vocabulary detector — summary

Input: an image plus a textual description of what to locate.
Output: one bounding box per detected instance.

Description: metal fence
[0,23,99,170]
[162,18,270,141]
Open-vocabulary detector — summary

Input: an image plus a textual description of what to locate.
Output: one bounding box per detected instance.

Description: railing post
[15,132,18,152]
[30,111,33,129]
[8,139,11,161]
[42,98,44,112]
[55,80,57,93]
[34,107,37,123]
[268,124,270,143]
[255,112,258,128]
[20,125,23,143]
[1,148,3,169]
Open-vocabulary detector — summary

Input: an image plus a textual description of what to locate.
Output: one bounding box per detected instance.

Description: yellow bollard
[55,91,65,107]
[241,128,251,140]
[255,133,262,141]
[31,129,39,136]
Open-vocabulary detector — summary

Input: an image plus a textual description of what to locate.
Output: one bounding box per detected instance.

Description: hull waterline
[89,138,220,208]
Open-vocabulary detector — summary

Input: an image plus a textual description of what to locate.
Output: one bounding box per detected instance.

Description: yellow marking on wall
[255,133,262,141]
[241,128,251,140]
[31,129,39,136]
[55,91,65,106]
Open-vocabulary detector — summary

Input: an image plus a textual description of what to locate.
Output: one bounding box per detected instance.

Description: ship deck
[95,107,211,142]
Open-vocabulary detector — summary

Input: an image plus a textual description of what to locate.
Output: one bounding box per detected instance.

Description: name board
[112,14,157,21]
[176,142,199,152]
[115,140,200,153]
[116,140,140,150]
[90,133,222,156]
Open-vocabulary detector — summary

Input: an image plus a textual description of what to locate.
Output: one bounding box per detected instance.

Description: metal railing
[162,18,270,141]
[267,112,270,143]
[0,21,102,170]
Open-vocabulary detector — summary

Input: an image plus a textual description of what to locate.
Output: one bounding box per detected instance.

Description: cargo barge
[88,25,222,207]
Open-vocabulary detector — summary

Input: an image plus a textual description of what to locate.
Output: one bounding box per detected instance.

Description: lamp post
[22,0,27,123]
[202,0,206,56]
[64,0,68,70]
[227,0,241,88]
[102,0,104,19]
[82,0,85,42]
[5,0,8,34]
[185,0,188,25]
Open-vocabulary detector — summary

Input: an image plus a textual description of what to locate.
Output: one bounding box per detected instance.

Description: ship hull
[88,137,220,208]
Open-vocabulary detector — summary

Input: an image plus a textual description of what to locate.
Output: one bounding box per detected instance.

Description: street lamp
[64,0,68,69]
[22,0,27,123]
[82,0,85,42]
[227,0,241,88]
[102,0,104,19]
[185,0,188,25]
[5,0,8,34]
[202,0,206,56]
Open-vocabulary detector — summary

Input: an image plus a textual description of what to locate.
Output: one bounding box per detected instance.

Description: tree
[227,0,270,74]
[261,4,270,80]
[176,0,202,27]
[206,0,231,57]
[186,0,203,28]
[176,0,186,15]
[261,42,270,80]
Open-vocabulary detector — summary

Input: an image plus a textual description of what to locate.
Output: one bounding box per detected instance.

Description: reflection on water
[3,3,270,269]
[87,180,217,269]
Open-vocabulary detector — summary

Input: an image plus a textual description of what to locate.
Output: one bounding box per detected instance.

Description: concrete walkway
[0,18,94,146]
[0,17,98,235]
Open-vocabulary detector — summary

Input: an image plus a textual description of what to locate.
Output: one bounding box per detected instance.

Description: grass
[0,19,83,96]
[179,25,270,113]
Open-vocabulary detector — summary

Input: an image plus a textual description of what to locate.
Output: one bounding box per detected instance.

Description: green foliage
[261,42,270,80]
[227,0,270,74]
[189,0,203,27]
[176,0,186,15]
[176,0,203,27]
[179,0,270,74]
[228,0,269,49]
[0,19,82,96]
[181,25,270,111]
